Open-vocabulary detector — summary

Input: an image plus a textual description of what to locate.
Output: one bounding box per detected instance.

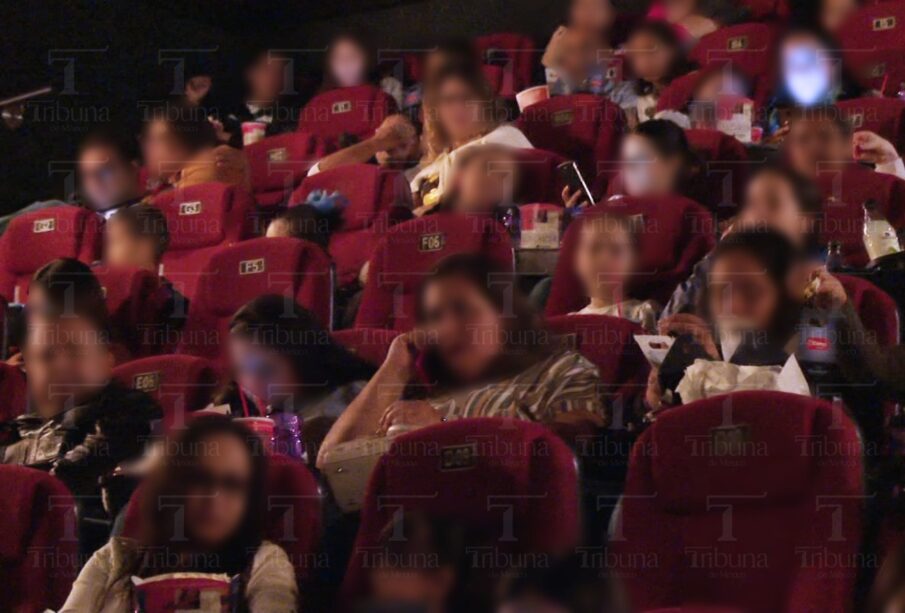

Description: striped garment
[427,350,607,425]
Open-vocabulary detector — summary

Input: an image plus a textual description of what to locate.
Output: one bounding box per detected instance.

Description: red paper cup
[515,85,550,112]
[241,121,267,146]
[235,417,275,452]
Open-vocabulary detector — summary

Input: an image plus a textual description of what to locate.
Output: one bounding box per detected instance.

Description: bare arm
[313,114,416,174]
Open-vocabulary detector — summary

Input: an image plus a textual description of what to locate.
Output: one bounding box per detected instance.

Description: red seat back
[0,205,102,303]
[290,164,408,286]
[0,363,26,423]
[546,197,716,313]
[245,131,327,208]
[843,48,905,97]
[838,1,905,53]
[342,418,580,602]
[515,94,625,179]
[838,97,905,153]
[685,129,750,219]
[331,328,400,367]
[613,391,863,612]
[474,32,536,97]
[513,148,568,204]
[838,274,900,345]
[656,70,704,113]
[112,354,221,429]
[297,85,397,146]
[689,23,778,105]
[0,465,77,613]
[180,237,333,360]
[354,214,514,330]
[815,164,905,266]
[151,182,255,301]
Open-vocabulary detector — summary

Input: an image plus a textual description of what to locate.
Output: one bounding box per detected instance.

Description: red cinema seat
[112,355,221,429]
[838,1,905,53]
[0,205,102,303]
[612,391,863,613]
[0,465,78,613]
[245,131,327,209]
[0,363,26,423]
[122,453,321,583]
[843,48,905,97]
[331,328,400,367]
[514,148,568,204]
[354,214,514,331]
[838,274,900,345]
[474,32,536,98]
[546,314,650,405]
[342,418,580,602]
[289,164,409,287]
[297,85,397,146]
[656,70,704,112]
[546,197,716,313]
[515,94,625,179]
[685,129,750,219]
[689,23,778,104]
[815,164,905,266]
[838,97,905,153]
[180,237,333,360]
[151,182,255,301]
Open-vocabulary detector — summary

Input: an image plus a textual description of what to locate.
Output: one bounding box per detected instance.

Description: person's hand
[809,268,848,310]
[644,367,666,420]
[382,329,433,381]
[853,131,900,167]
[208,117,231,144]
[562,185,591,209]
[373,115,417,151]
[377,400,443,434]
[4,352,23,368]
[658,314,720,359]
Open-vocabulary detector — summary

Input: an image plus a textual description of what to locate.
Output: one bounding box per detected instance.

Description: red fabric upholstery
[474,32,536,97]
[342,418,580,602]
[843,48,905,97]
[151,182,255,301]
[613,392,864,613]
[297,85,397,146]
[815,164,905,267]
[245,131,327,209]
[331,328,400,367]
[0,205,102,303]
[838,274,900,345]
[0,363,26,423]
[290,164,408,286]
[354,214,514,331]
[112,354,221,429]
[513,148,568,204]
[180,237,333,360]
[685,129,750,219]
[688,23,778,104]
[838,97,905,153]
[545,314,650,405]
[92,265,172,359]
[546,197,716,313]
[515,94,625,178]
[656,71,704,112]
[0,465,77,613]
[122,454,321,582]
[838,1,905,53]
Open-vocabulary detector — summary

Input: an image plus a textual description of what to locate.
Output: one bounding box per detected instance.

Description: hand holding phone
[556,161,595,207]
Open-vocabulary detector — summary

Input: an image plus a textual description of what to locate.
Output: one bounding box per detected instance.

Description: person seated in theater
[60,415,298,613]
[141,104,250,193]
[565,119,699,207]
[416,144,521,218]
[305,112,421,177]
[317,254,606,467]
[411,66,533,208]
[401,38,482,116]
[359,511,477,613]
[663,163,823,317]
[570,214,660,330]
[320,30,403,106]
[214,295,373,450]
[783,105,905,181]
[682,64,752,121]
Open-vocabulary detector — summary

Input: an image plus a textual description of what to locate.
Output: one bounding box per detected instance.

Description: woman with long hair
[61,415,298,612]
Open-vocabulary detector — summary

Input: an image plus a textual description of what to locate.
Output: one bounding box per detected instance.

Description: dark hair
[110,204,171,262]
[788,103,853,137]
[628,21,696,96]
[228,294,374,400]
[29,258,111,338]
[270,205,342,250]
[135,414,268,577]
[745,162,823,216]
[78,127,140,165]
[631,119,702,192]
[430,38,482,78]
[321,30,375,90]
[145,103,219,155]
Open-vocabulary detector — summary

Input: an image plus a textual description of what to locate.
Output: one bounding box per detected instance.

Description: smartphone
[413,347,443,388]
[556,161,595,205]
[658,334,715,394]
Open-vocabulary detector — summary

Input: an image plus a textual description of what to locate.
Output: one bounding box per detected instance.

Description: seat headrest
[0,206,99,275]
[151,183,234,250]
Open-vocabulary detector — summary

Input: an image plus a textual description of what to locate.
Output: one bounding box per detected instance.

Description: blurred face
[370,567,455,613]
[661,0,697,22]
[228,336,299,408]
[453,153,518,214]
[142,118,191,182]
[105,218,158,272]
[184,75,213,106]
[785,117,850,178]
[554,28,598,83]
[781,33,835,107]
[739,172,810,245]
[420,276,505,384]
[821,0,858,35]
[329,38,368,88]
[574,219,635,299]
[434,77,486,145]
[708,251,782,334]
[625,30,675,84]
[183,432,252,549]
[619,133,681,196]
[570,0,615,36]
[693,70,749,105]
[78,144,140,212]
[25,315,113,418]
[246,55,287,105]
